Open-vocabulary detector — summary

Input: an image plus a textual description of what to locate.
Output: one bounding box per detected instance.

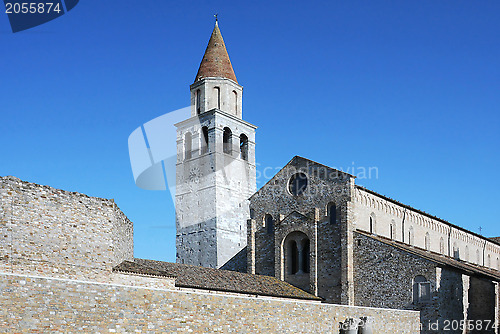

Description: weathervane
[214,13,218,23]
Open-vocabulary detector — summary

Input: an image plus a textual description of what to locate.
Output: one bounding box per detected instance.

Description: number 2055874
[5,2,62,14]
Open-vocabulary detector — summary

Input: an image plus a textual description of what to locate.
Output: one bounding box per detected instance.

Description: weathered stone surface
[0,176,133,272]
[249,156,354,304]
[0,272,420,333]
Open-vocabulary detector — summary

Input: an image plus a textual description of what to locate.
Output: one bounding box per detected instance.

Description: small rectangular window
[418,282,431,302]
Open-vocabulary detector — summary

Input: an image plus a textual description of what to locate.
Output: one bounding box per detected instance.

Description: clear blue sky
[1,1,499,262]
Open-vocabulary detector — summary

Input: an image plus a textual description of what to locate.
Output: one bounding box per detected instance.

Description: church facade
[247,156,500,331]
[175,21,500,333]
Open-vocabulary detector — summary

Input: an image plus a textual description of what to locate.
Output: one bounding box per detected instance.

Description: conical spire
[194,21,238,83]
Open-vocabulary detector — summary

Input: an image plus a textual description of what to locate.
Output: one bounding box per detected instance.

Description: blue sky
[1,1,499,262]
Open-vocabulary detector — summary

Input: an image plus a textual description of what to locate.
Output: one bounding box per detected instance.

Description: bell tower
[175,20,257,269]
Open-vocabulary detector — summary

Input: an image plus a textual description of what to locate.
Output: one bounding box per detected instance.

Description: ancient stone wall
[0,176,133,274]
[0,272,420,333]
[353,232,438,310]
[248,157,353,303]
[353,232,498,334]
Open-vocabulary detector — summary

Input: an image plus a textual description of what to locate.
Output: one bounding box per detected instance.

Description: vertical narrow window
[201,126,209,154]
[223,127,232,154]
[214,86,221,109]
[408,227,414,246]
[440,237,445,254]
[240,134,248,161]
[453,242,459,259]
[487,254,491,267]
[302,239,310,274]
[196,89,201,114]
[477,249,481,264]
[465,246,469,262]
[327,202,337,224]
[233,90,238,113]
[425,232,430,250]
[265,214,274,234]
[184,132,192,159]
[390,224,394,240]
[290,241,298,275]
[369,214,376,234]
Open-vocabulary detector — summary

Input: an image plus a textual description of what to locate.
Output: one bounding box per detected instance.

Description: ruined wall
[0,272,420,334]
[0,176,133,276]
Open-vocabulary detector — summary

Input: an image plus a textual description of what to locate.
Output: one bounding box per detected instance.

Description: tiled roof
[194,22,237,83]
[114,259,321,301]
[356,230,500,282]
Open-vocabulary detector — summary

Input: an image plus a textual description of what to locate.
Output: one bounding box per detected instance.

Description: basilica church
[174,21,500,332]
[1,21,499,333]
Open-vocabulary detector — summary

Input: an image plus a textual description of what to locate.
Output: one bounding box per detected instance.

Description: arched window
[327,202,337,224]
[214,87,221,109]
[265,214,274,234]
[284,231,310,276]
[425,232,430,251]
[390,220,396,240]
[408,227,414,246]
[233,90,238,113]
[201,126,209,154]
[184,132,192,159]
[239,134,248,161]
[369,213,376,234]
[413,275,431,303]
[440,237,445,254]
[196,89,201,114]
[223,127,232,154]
[453,242,459,260]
